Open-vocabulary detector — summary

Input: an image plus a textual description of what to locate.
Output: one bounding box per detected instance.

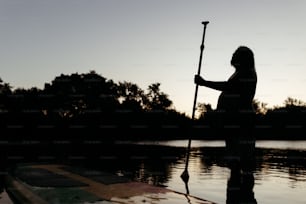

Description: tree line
[197,97,306,139]
[0,71,189,140]
[1,71,306,140]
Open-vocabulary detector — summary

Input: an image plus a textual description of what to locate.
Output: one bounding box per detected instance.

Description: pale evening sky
[1,0,306,116]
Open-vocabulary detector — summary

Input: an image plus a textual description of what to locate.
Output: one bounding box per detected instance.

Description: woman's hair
[230,46,255,69]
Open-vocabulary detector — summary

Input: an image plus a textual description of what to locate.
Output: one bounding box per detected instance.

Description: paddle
[180,21,209,186]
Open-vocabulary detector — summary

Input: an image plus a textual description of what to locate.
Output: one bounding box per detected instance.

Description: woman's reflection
[225,139,257,204]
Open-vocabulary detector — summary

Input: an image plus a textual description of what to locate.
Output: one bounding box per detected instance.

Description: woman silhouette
[194,46,257,154]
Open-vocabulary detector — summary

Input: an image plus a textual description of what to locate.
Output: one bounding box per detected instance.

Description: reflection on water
[256,140,306,150]
[118,140,226,148]
[1,140,306,204]
[125,139,306,150]
[100,140,306,204]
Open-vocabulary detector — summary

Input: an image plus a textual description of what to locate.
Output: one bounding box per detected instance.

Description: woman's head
[231,46,255,70]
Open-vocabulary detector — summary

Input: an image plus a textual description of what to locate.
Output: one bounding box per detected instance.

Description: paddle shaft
[182,21,209,180]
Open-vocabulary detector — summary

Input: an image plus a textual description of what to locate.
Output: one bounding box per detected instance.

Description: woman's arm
[194,74,231,91]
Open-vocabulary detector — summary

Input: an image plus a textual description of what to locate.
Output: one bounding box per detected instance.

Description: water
[1,140,306,204]
[107,140,306,204]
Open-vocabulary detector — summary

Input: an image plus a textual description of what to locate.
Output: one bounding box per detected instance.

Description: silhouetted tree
[144,83,172,111]
[197,102,213,119]
[117,81,145,111]
[0,78,12,111]
[0,78,12,95]
[252,99,268,115]
[42,71,119,119]
[284,97,306,107]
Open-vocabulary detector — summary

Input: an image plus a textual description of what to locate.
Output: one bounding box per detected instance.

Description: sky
[1,0,306,116]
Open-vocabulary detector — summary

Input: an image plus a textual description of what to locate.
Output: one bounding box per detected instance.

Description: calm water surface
[111,140,306,204]
[1,140,306,204]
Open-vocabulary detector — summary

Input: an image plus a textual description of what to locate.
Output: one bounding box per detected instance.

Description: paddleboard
[5,163,216,204]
